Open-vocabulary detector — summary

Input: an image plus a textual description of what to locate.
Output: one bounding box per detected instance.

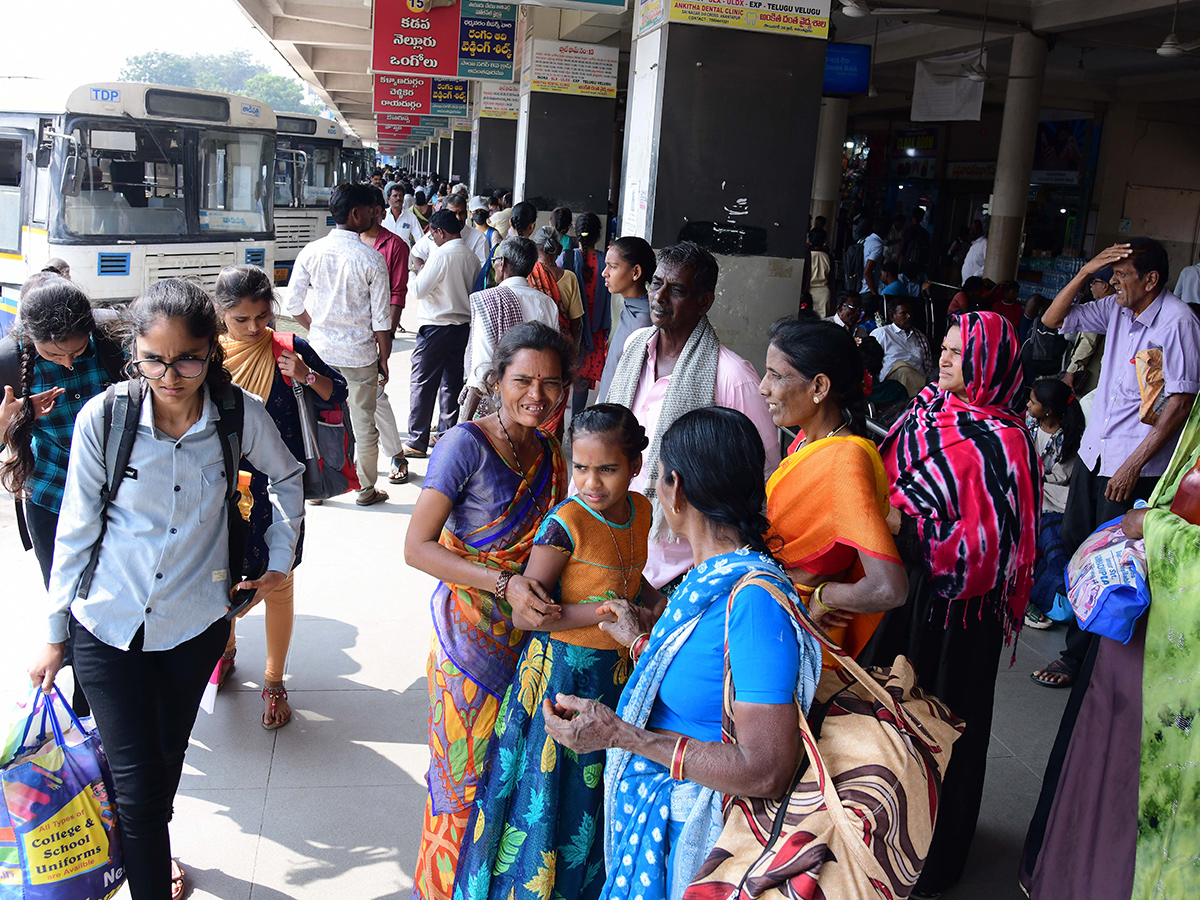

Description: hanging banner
[373,74,470,115]
[378,114,451,128]
[372,0,517,81]
[528,40,620,98]
[638,0,829,37]
[912,50,986,122]
[478,81,520,118]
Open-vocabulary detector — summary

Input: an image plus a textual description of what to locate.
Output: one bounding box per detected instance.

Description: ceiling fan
[838,0,939,18]
[947,0,1038,83]
[1157,0,1200,57]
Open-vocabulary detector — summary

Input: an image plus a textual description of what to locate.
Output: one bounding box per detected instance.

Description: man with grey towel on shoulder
[604,241,779,593]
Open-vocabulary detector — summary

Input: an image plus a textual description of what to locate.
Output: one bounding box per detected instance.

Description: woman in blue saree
[544,407,823,900]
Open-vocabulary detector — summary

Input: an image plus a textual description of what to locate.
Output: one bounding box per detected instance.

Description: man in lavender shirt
[1033,237,1200,686]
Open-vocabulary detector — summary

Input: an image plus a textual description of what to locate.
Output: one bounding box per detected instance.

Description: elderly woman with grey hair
[459,236,563,422]
[530,225,584,346]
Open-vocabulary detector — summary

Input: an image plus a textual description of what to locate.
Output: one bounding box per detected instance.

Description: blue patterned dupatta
[602,550,822,900]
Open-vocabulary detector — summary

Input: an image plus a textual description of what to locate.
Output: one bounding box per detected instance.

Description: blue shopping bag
[1065,516,1151,644]
[0,687,124,900]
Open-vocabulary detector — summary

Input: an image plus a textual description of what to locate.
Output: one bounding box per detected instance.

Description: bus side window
[0,138,21,254]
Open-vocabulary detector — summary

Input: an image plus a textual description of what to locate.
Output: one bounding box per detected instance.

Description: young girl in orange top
[456,403,653,900]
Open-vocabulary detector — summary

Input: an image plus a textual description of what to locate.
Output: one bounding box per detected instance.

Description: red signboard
[373,74,469,115]
[372,0,517,81]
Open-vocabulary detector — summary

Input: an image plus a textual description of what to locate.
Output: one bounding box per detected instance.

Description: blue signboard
[823,42,871,95]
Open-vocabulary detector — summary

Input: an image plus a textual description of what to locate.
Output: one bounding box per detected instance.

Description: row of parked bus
[0,79,378,331]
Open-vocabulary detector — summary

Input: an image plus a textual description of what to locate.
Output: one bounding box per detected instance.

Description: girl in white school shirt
[29,279,305,900]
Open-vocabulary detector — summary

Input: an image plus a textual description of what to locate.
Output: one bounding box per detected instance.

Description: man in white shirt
[1174,261,1200,305]
[404,209,481,456]
[874,300,935,398]
[408,192,490,269]
[383,186,426,249]
[460,236,559,421]
[860,215,888,295]
[284,182,392,506]
[961,220,988,280]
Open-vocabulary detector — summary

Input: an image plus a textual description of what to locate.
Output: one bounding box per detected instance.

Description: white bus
[273,113,345,285]
[0,80,276,329]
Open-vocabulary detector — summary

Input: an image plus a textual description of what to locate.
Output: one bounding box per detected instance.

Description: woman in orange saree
[404,323,573,900]
[760,318,907,659]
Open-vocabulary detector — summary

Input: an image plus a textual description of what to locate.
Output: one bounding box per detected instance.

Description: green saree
[1137,401,1200,898]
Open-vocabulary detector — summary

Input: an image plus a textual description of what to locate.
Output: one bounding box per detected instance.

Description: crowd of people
[5,160,1200,900]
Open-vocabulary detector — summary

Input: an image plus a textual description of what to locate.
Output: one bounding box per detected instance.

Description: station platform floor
[1,319,1070,900]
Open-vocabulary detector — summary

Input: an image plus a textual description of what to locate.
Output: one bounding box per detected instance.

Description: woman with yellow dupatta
[214,265,348,729]
[759,318,907,659]
[405,322,573,900]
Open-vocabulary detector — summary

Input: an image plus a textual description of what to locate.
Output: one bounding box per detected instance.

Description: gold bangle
[812,583,835,613]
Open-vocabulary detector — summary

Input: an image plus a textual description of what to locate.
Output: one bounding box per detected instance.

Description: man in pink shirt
[604,241,781,590]
[362,188,410,483]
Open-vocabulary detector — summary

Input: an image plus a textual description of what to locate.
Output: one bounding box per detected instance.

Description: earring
[815,396,822,404]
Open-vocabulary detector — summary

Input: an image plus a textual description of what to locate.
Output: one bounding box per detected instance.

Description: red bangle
[670,736,690,781]
[631,633,650,661]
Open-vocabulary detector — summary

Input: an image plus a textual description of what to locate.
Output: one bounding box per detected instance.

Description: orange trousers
[224,571,294,683]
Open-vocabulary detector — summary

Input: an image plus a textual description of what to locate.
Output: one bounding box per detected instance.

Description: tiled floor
[1,318,1074,899]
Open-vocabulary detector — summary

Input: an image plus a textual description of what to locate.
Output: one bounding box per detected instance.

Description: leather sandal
[355,488,389,506]
[262,685,292,730]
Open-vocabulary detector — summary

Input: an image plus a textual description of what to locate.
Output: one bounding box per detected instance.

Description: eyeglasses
[132,343,214,380]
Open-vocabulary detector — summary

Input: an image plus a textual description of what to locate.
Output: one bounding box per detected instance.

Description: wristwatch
[305,370,317,386]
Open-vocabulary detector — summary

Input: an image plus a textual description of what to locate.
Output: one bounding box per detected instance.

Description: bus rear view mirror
[61,154,83,197]
[35,146,51,168]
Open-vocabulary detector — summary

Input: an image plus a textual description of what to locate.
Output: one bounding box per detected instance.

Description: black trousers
[1056,460,1158,672]
[70,616,228,900]
[26,501,89,717]
[408,323,469,452]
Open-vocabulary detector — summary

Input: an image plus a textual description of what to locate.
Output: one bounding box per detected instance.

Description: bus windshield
[200,130,273,233]
[60,118,273,240]
[64,123,188,236]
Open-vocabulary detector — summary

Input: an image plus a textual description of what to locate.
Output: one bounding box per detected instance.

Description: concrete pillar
[810,97,849,228]
[513,7,616,232]
[984,31,1048,282]
[452,126,471,184]
[1093,101,1138,251]
[438,135,452,180]
[472,117,518,196]
[620,22,825,364]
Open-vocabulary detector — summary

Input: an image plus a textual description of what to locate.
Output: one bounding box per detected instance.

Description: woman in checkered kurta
[0,277,124,713]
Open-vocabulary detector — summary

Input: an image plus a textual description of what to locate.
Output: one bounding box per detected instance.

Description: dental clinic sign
[372,0,517,81]
[637,0,829,37]
[373,74,470,115]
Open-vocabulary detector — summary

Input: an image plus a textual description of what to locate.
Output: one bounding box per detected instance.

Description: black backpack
[73,379,259,603]
[843,239,866,293]
[903,227,931,272]
[1022,320,1071,379]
